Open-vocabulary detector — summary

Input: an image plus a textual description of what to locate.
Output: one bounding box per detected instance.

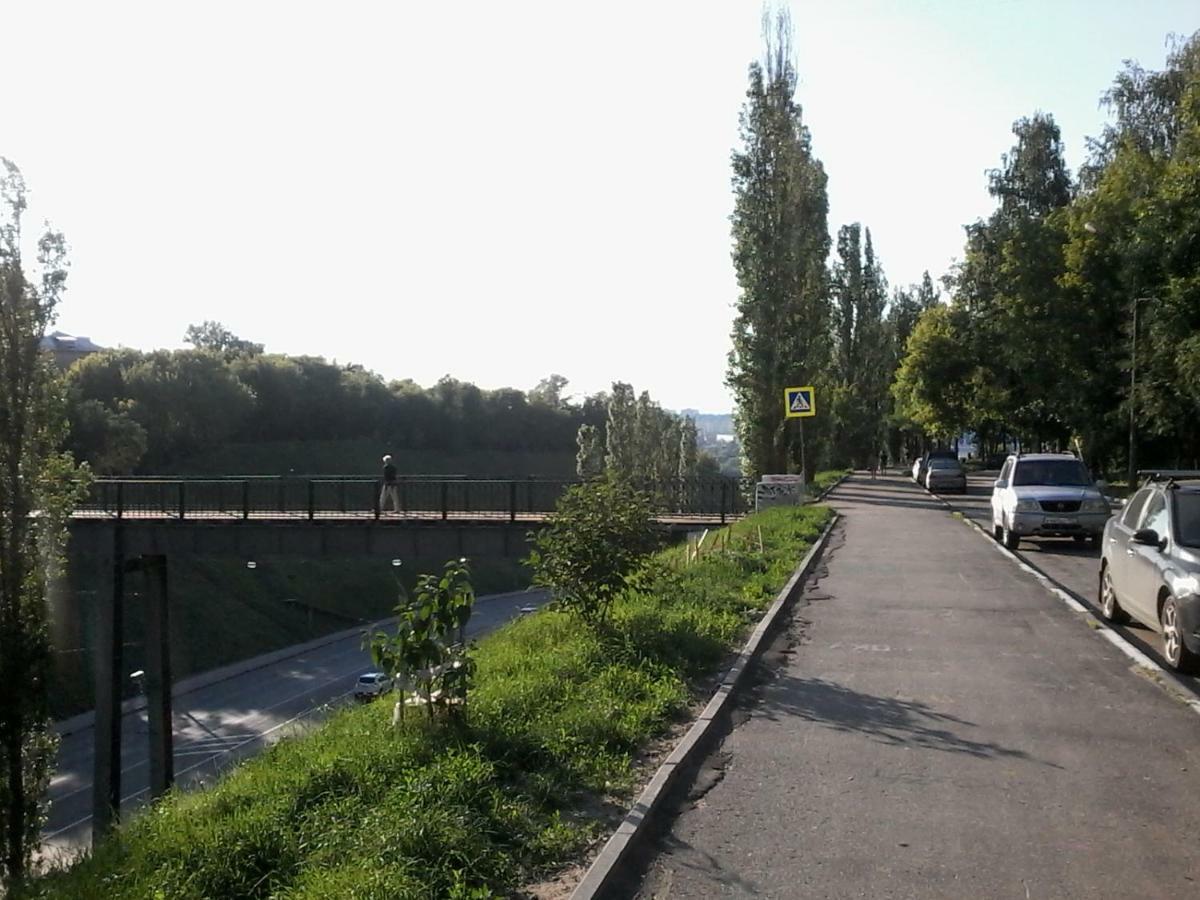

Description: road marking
[926,484,1200,722]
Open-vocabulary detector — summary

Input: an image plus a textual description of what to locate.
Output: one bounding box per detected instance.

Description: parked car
[990,453,1110,550]
[1099,471,1200,672]
[913,449,957,484]
[925,457,967,494]
[353,671,393,700]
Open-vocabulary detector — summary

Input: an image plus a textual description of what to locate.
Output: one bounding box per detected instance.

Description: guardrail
[79,476,755,523]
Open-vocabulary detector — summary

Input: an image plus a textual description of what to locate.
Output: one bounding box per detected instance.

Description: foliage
[524,480,660,626]
[890,33,1200,473]
[33,505,830,899]
[0,159,87,888]
[726,9,833,480]
[182,320,264,356]
[830,224,890,467]
[575,423,603,478]
[64,351,614,474]
[370,559,477,724]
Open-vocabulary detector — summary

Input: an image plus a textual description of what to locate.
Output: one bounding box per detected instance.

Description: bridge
[66,475,754,839]
[74,474,751,524]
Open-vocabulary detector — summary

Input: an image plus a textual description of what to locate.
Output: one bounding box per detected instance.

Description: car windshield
[1174,493,1200,547]
[1012,460,1091,486]
[928,459,960,470]
[358,675,377,684]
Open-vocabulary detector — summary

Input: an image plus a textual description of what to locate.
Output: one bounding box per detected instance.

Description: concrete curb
[53,587,538,738]
[569,511,840,900]
[812,472,849,503]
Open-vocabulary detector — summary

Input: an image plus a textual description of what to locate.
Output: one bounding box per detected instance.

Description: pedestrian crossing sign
[784,386,815,418]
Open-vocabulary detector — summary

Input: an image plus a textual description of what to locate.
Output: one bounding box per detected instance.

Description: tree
[830,224,890,466]
[727,8,832,479]
[67,398,148,474]
[183,320,264,356]
[678,417,699,480]
[575,423,603,478]
[0,160,85,887]
[528,374,570,409]
[605,382,637,481]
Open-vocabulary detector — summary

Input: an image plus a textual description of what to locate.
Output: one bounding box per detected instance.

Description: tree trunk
[4,725,26,884]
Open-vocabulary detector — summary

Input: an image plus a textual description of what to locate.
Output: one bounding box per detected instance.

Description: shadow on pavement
[756,674,1061,768]
[649,833,762,894]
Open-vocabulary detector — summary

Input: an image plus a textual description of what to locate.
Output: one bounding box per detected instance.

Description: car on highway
[1098,471,1200,672]
[990,452,1110,550]
[353,671,393,700]
[912,449,957,484]
[925,457,967,494]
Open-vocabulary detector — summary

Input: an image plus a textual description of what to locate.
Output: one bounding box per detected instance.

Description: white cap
[382,455,392,463]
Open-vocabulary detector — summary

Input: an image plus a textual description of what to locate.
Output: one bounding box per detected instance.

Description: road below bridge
[636,474,1200,898]
[41,587,548,863]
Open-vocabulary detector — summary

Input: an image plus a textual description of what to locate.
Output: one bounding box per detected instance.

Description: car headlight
[1082,498,1109,513]
[1015,499,1040,512]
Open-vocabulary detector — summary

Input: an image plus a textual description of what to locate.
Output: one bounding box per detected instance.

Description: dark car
[913,450,957,485]
[1099,471,1200,672]
[924,457,967,494]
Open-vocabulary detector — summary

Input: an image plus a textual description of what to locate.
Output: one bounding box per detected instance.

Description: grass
[31,504,831,900]
[811,469,850,496]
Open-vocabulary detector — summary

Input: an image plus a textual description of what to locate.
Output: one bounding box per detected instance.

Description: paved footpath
[637,474,1200,899]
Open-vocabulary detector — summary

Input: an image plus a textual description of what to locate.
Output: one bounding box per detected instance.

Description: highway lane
[41,587,548,861]
[934,471,1200,692]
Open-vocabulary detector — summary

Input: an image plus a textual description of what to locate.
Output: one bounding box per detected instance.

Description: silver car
[1099,472,1200,672]
[925,457,967,494]
[990,453,1110,549]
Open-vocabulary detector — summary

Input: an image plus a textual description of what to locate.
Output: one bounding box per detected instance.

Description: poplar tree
[604,382,637,481]
[0,160,83,887]
[727,9,831,478]
[575,423,603,478]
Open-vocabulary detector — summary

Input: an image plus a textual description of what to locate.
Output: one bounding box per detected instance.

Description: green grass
[32,504,831,899]
[811,469,849,495]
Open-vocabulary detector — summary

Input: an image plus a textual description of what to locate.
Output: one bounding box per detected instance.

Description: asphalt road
[637,474,1200,898]
[934,471,1200,691]
[41,587,547,861]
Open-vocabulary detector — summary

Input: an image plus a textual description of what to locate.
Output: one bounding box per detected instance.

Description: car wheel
[992,519,1003,541]
[1160,596,1199,674]
[1098,565,1129,624]
[1002,519,1020,550]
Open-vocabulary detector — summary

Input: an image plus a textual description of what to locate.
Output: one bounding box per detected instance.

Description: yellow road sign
[784,386,815,418]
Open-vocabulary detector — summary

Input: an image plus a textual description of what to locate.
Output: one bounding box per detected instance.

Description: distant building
[40,331,104,369]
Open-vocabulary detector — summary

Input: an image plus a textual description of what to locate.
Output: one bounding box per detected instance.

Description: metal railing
[77,476,755,523]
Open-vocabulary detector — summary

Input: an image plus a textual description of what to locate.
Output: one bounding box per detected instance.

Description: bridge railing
[80,476,755,522]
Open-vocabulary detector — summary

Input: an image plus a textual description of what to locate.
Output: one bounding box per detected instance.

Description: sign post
[784,386,816,481]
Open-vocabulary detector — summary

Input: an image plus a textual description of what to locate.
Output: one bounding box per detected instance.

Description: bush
[524,479,661,626]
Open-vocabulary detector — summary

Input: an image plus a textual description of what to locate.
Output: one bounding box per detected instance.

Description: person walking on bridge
[380,454,401,513]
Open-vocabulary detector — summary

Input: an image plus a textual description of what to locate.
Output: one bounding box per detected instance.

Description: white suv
[990,453,1111,550]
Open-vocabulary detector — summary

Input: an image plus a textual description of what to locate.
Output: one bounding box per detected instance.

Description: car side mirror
[993,479,1004,489]
[1132,528,1161,547]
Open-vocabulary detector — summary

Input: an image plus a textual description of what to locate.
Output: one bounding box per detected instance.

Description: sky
[2,1,1197,414]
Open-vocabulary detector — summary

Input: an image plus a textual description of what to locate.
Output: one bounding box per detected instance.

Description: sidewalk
[637,474,1200,899]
